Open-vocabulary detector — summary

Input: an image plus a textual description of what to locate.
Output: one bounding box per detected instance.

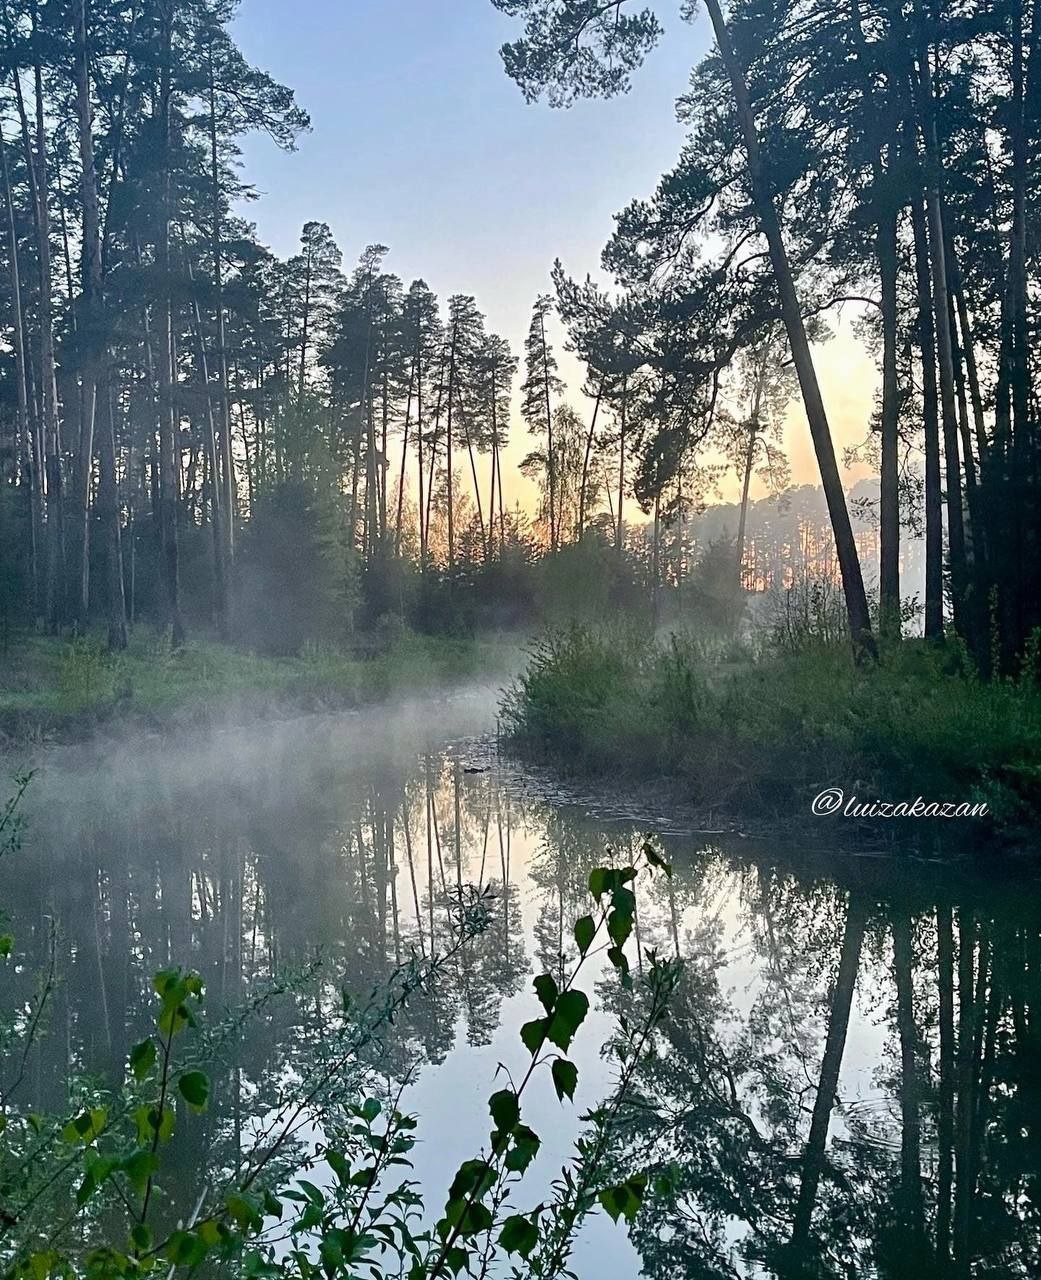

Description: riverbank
[498,628,1041,847]
[0,628,520,749]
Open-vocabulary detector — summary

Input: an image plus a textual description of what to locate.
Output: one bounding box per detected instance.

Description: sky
[230,0,877,513]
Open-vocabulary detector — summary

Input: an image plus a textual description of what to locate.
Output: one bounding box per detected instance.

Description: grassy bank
[499,628,1041,840]
[0,628,516,745]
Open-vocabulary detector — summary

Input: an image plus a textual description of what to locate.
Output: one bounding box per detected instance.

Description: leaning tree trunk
[703,0,876,660]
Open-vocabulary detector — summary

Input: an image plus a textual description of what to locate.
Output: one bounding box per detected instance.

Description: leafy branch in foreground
[0,822,678,1279]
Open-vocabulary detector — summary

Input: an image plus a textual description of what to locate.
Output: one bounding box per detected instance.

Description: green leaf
[545,989,589,1052]
[520,1016,547,1056]
[445,1159,494,1206]
[504,1124,541,1174]
[533,972,558,1014]
[588,867,611,900]
[122,1149,159,1194]
[360,1097,381,1122]
[134,1104,174,1146]
[165,1230,208,1267]
[574,915,596,956]
[177,1070,210,1112]
[326,1149,351,1187]
[130,1224,153,1254]
[443,1245,469,1276]
[62,1107,107,1145]
[499,1214,538,1258]
[129,1038,156,1081]
[488,1088,519,1135]
[226,1193,262,1232]
[551,1057,578,1102]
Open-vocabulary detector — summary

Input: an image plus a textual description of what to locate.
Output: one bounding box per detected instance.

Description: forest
[2,1,1041,1278]
[0,0,1036,679]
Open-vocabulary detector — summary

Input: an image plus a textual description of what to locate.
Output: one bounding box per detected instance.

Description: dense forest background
[0,0,1037,671]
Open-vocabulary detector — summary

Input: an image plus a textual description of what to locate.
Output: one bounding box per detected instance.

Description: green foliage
[0,774,679,1278]
[501,626,1041,838]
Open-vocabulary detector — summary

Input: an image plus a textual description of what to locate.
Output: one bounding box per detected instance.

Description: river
[2,685,1038,1277]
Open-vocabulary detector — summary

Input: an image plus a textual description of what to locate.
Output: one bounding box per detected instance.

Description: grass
[0,627,514,743]
[499,626,1041,840]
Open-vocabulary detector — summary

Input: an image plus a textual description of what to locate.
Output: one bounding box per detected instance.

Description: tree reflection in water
[1,720,1038,1276]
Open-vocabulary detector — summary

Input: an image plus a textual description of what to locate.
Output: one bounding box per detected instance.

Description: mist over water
[4,692,1039,1276]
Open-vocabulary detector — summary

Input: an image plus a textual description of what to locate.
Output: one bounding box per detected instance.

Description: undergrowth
[499,627,1041,837]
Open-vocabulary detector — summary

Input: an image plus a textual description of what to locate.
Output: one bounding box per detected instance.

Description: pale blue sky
[231,0,705,364]
[230,1,877,505]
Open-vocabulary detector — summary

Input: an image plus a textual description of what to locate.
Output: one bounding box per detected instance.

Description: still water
[3,687,1039,1277]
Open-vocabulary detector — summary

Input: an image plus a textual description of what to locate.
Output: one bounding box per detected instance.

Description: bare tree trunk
[97,381,127,649]
[879,201,901,636]
[184,243,227,632]
[417,343,428,571]
[395,357,415,558]
[735,421,757,587]
[577,381,603,540]
[208,44,234,590]
[445,327,457,572]
[488,360,498,558]
[703,0,875,660]
[910,196,944,640]
[615,374,627,556]
[157,0,184,644]
[462,412,487,560]
[17,10,65,632]
[0,124,40,616]
[911,9,970,644]
[540,307,556,552]
[73,0,103,629]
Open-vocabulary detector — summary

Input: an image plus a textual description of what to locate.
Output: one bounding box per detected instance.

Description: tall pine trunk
[577,382,603,540]
[74,0,103,629]
[0,125,40,616]
[157,0,184,644]
[878,201,901,636]
[703,0,875,659]
[910,196,944,640]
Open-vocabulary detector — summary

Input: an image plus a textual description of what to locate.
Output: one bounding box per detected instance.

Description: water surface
[3,688,1039,1277]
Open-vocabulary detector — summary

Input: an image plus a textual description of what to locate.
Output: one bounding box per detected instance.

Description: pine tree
[520,293,563,552]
